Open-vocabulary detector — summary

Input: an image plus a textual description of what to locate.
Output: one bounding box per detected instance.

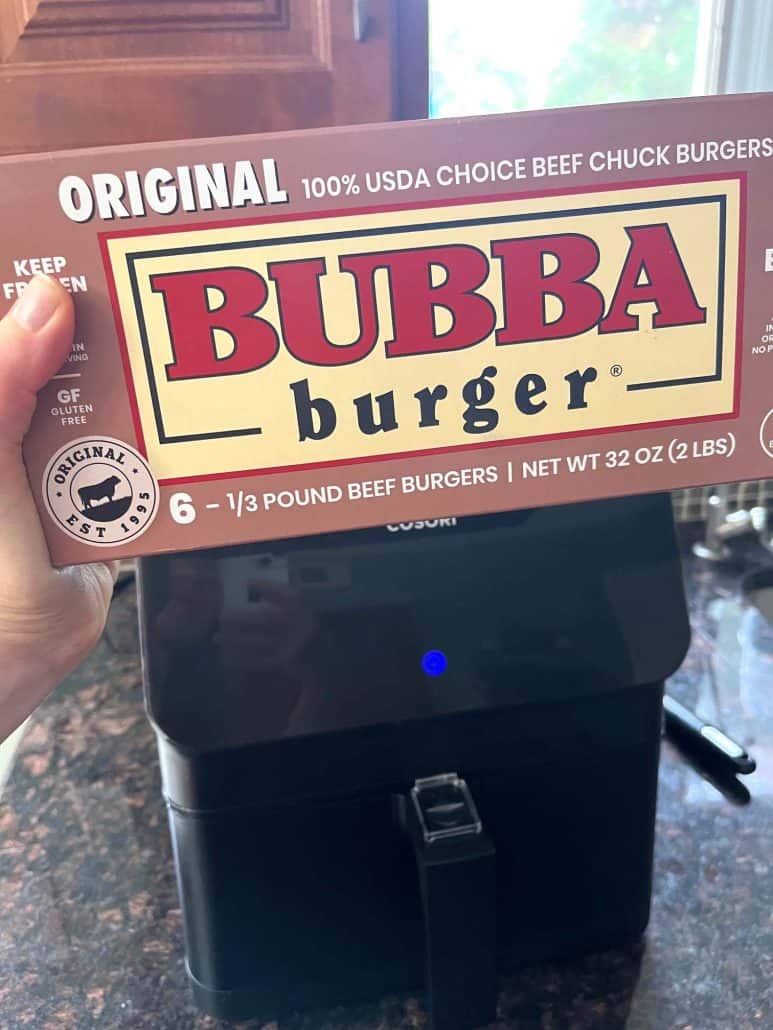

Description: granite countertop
[1,528,772,1030]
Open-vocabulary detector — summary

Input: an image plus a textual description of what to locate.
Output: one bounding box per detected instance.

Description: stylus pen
[663,694,756,776]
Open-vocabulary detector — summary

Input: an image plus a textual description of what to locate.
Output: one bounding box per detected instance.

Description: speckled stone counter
[1,530,772,1030]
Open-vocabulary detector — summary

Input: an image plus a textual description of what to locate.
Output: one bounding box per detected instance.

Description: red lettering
[493,233,605,345]
[600,224,706,333]
[343,244,496,358]
[151,223,704,384]
[153,268,278,381]
[267,256,379,366]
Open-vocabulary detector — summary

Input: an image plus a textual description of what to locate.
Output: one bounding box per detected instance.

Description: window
[429,0,772,119]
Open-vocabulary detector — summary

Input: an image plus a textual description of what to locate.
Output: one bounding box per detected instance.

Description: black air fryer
[138,492,689,1025]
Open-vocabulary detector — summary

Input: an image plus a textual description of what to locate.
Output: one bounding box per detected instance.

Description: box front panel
[104,178,741,484]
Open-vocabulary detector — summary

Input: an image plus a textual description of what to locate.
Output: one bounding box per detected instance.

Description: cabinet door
[0,0,427,154]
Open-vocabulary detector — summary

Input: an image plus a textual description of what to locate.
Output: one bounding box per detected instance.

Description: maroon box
[5,92,772,564]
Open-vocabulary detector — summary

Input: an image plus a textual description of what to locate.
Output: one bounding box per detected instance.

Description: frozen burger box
[6,92,773,565]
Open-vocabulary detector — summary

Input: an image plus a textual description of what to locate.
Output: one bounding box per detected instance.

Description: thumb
[0,275,75,449]
[0,276,75,579]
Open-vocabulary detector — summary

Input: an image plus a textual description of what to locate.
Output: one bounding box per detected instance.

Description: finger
[0,277,75,583]
[57,561,118,615]
[85,561,120,608]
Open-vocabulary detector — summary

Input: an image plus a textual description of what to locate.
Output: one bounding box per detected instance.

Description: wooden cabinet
[0,0,427,154]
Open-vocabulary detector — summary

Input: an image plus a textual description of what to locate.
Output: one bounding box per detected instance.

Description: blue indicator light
[421,649,448,677]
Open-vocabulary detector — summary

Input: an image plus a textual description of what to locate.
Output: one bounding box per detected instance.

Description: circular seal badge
[43,437,159,547]
[761,409,773,460]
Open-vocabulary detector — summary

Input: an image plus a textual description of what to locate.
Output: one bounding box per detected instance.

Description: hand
[0,275,117,741]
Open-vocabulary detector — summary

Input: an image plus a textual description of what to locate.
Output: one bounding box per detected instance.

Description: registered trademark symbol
[610,364,623,377]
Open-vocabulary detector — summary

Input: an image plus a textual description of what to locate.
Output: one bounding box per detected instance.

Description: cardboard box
[6,93,772,565]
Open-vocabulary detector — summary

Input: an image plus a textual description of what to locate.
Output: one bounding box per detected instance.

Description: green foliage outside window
[430,0,701,118]
[546,0,700,107]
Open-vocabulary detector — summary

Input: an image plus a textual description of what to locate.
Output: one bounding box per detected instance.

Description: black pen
[663,694,756,776]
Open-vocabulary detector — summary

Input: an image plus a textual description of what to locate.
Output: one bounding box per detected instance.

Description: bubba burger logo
[102,177,742,483]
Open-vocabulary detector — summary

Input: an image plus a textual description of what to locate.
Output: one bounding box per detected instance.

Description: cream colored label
[103,178,741,481]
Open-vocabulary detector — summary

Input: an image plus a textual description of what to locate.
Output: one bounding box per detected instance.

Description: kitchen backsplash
[674,481,773,522]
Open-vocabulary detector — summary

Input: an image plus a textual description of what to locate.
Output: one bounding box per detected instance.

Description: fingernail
[10,275,61,332]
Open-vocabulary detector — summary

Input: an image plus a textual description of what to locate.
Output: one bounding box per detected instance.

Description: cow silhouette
[78,475,122,511]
